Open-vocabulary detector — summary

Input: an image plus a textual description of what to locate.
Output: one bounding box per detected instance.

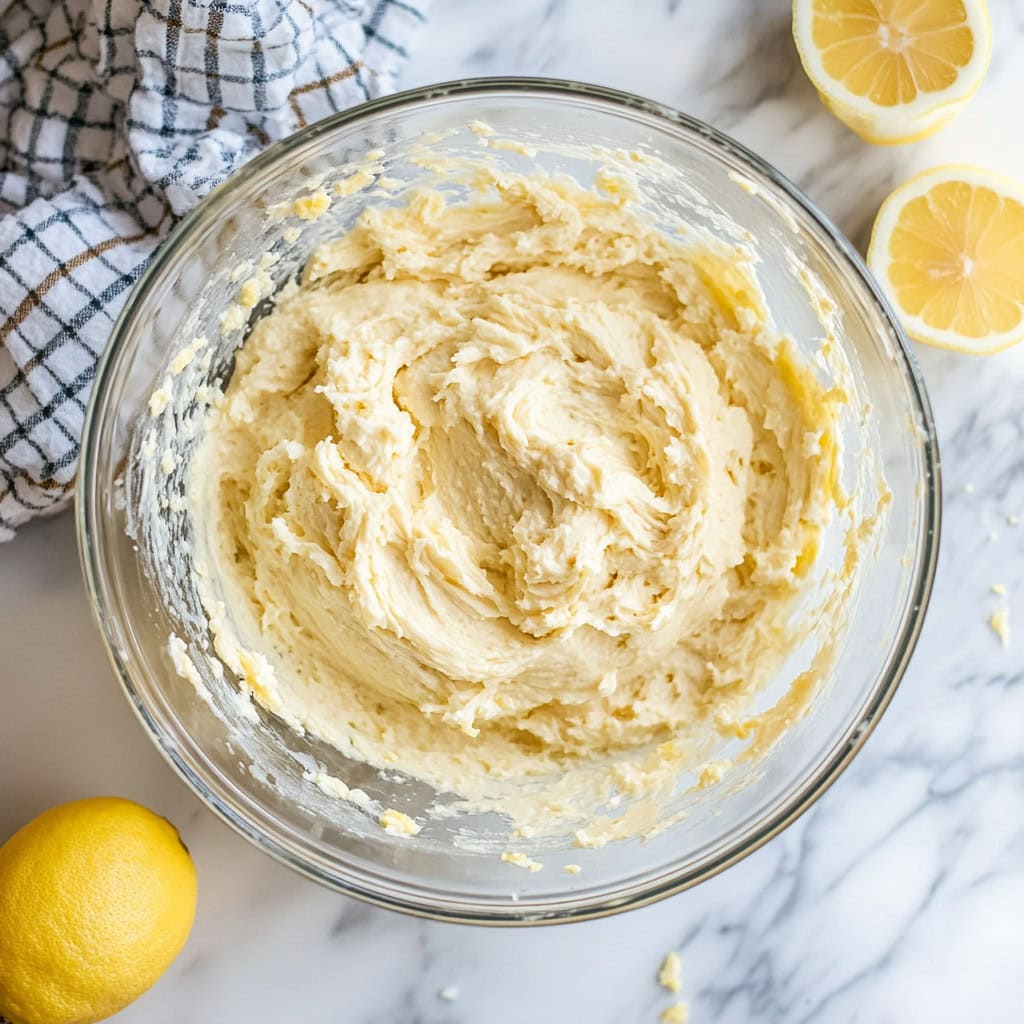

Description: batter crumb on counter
[989,607,1010,648]
[962,482,975,494]
[1008,514,1020,526]
[992,583,1007,596]
[658,951,682,993]
[379,808,421,836]
[438,985,459,1002]
[659,1003,688,1024]
[563,863,582,874]
[501,851,543,872]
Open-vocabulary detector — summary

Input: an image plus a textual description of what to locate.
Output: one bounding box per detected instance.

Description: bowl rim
[76,75,942,926]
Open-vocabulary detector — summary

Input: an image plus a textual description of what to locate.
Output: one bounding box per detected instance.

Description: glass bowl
[77,78,940,925]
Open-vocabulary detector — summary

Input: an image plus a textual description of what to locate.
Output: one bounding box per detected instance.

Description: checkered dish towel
[0,0,429,540]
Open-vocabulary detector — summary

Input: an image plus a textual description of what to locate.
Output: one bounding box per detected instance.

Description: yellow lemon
[792,0,991,144]
[868,165,1024,354]
[0,797,197,1024]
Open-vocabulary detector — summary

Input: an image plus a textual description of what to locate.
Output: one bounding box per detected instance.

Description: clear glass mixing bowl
[77,79,940,924]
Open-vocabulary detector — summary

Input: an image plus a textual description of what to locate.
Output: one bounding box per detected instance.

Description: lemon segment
[793,0,992,144]
[0,797,198,1024]
[868,165,1024,354]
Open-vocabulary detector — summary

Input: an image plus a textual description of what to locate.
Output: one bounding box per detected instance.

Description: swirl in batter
[194,168,844,832]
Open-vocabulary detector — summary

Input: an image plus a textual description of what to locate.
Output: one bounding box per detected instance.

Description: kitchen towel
[0,0,430,540]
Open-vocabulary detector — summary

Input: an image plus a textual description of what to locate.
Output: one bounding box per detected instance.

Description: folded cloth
[0,0,429,540]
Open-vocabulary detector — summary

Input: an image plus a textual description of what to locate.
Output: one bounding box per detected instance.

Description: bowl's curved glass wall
[78,80,939,924]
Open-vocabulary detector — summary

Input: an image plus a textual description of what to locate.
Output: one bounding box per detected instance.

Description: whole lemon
[0,797,197,1024]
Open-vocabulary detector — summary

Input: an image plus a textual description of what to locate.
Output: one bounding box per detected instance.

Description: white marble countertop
[3,1,1024,1020]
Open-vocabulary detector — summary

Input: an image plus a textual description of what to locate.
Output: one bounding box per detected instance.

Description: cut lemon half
[793,0,992,145]
[868,165,1024,354]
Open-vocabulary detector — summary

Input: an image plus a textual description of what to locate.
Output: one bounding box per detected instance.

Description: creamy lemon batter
[191,166,846,834]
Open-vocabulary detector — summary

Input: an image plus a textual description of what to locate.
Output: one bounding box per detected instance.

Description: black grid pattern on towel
[0,0,429,539]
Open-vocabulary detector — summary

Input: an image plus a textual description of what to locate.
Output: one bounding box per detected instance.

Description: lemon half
[868,164,1024,354]
[793,0,992,144]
